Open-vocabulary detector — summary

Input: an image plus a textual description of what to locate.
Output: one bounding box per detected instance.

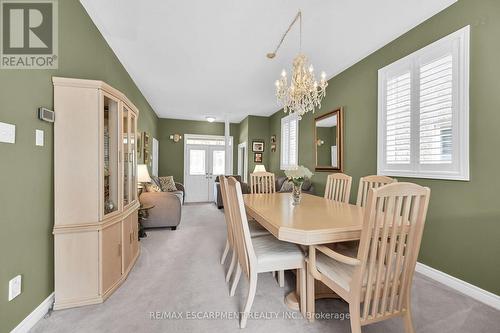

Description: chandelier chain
[269,10,328,119]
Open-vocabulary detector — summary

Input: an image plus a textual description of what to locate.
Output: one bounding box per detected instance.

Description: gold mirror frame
[314,107,343,172]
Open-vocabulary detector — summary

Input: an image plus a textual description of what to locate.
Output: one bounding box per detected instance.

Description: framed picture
[270,135,276,144]
[252,140,264,152]
[254,153,263,163]
[142,132,151,165]
[271,144,276,153]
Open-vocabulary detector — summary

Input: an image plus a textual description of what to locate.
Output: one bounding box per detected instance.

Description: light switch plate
[8,275,22,301]
[0,122,15,144]
[36,129,44,146]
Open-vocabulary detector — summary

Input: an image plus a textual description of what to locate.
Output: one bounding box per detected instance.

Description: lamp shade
[137,164,151,183]
[253,165,266,173]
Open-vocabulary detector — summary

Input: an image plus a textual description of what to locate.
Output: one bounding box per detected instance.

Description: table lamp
[253,165,267,173]
[137,164,151,195]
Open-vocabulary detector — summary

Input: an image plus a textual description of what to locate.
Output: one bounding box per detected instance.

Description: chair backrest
[219,176,234,247]
[225,177,257,279]
[354,182,430,322]
[356,175,397,207]
[324,173,352,203]
[249,172,276,194]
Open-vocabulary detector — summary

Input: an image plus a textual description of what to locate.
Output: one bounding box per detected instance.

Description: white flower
[284,165,313,180]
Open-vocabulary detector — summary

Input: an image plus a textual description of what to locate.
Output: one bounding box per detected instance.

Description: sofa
[139,180,184,230]
[214,175,249,209]
[214,175,314,209]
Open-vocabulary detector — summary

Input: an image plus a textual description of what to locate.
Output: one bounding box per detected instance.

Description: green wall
[269,0,500,294]
[158,118,239,183]
[247,116,270,177]
[0,1,159,331]
[236,116,271,179]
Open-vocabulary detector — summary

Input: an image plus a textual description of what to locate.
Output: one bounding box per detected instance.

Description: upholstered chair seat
[252,235,305,272]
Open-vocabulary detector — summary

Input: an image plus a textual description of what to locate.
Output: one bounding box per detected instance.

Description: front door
[185,145,227,202]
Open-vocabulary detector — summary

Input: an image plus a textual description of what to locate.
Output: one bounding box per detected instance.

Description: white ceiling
[80,0,456,123]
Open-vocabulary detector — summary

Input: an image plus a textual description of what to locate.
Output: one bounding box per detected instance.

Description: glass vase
[292,182,303,205]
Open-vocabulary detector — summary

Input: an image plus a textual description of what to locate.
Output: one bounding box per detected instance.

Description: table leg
[284,269,306,316]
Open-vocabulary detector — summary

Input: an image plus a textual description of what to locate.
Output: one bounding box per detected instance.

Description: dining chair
[307,182,431,333]
[356,175,397,207]
[324,173,353,203]
[225,176,307,328]
[249,171,285,287]
[250,172,276,194]
[219,176,269,283]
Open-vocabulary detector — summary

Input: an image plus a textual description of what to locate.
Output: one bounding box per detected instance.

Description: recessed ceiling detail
[80,0,456,123]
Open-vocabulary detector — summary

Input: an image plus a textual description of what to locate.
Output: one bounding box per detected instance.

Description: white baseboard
[416,262,500,310]
[11,292,54,333]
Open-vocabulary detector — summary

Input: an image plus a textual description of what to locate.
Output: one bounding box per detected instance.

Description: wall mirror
[314,107,343,172]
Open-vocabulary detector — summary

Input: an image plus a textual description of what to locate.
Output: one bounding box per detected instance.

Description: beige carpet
[32,203,500,333]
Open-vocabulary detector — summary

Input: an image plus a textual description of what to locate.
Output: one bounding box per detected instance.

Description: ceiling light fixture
[206,116,216,123]
[268,10,328,119]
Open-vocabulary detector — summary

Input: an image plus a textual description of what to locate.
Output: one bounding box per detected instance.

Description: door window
[212,150,225,175]
[189,150,206,175]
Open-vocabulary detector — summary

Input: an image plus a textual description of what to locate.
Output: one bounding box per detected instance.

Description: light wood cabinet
[53,77,140,310]
[101,222,123,294]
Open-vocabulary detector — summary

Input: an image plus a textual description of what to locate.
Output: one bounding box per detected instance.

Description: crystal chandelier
[268,11,328,119]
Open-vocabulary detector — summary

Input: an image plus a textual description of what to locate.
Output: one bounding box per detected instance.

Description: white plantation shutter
[281,114,299,169]
[419,55,453,164]
[378,26,469,180]
[386,71,412,164]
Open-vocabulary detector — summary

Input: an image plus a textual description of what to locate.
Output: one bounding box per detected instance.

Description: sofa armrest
[139,192,182,228]
[175,182,185,203]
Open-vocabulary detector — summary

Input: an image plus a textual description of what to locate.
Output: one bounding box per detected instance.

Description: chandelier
[268,11,328,119]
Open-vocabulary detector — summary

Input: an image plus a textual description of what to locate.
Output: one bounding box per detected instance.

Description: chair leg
[298,268,307,318]
[403,299,415,333]
[220,240,230,265]
[348,302,362,333]
[240,273,258,328]
[278,270,285,287]
[306,263,315,322]
[225,250,236,282]
[230,264,241,297]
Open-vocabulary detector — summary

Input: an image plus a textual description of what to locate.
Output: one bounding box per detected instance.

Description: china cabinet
[53,77,140,310]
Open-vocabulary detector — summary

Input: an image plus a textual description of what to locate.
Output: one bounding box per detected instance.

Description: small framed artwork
[252,140,264,152]
[271,144,276,153]
[270,135,276,144]
[254,153,263,163]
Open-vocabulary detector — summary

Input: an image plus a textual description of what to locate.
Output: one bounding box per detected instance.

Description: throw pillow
[144,183,162,192]
[159,176,177,192]
[150,176,161,188]
[280,180,294,192]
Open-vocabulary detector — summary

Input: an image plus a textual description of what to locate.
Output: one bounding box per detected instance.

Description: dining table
[243,192,365,314]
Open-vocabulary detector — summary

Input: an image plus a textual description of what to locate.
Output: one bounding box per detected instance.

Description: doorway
[237,142,248,183]
[184,134,233,203]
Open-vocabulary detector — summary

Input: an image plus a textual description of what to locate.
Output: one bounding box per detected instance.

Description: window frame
[280,114,299,170]
[377,25,470,181]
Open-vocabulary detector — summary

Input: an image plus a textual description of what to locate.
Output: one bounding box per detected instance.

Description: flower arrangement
[285,166,313,205]
[284,165,314,185]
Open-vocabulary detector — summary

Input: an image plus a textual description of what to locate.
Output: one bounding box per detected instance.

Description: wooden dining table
[243,192,365,313]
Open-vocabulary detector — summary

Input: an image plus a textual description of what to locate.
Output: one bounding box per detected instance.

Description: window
[377,26,469,180]
[281,114,299,169]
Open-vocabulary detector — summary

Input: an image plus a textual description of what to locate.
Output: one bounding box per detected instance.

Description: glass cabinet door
[122,106,130,207]
[103,95,119,216]
[129,112,137,203]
